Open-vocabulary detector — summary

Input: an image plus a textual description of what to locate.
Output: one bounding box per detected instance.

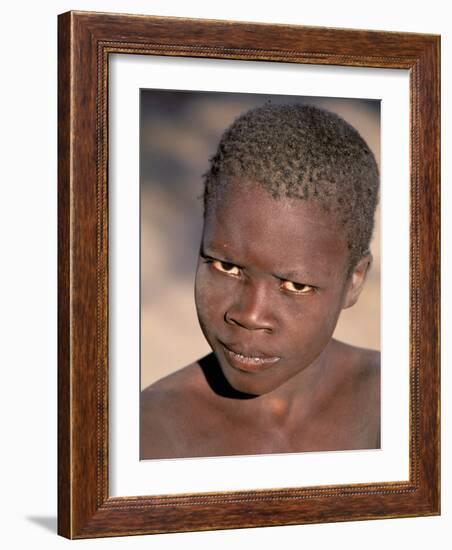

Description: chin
[220,363,282,396]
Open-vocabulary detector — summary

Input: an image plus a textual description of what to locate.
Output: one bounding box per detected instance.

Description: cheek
[310,292,346,338]
[286,293,343,345]
[288,310,329,349]
[194,267,228,329]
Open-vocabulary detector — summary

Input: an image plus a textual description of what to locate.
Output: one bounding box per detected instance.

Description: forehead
[204,180,350,281]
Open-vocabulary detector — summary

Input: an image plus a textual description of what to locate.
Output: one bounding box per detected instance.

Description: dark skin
[140,180,380,459]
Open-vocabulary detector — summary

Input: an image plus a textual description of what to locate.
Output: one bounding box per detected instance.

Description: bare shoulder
[141,361,205,420]
[336,340,380,404]
[333,339,380,381]
[140,360,208,459]
[350,343,380,403]
[329,340,381,447]
[142,361,201,400]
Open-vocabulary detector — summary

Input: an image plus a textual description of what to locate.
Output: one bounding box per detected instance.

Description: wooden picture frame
[58,10,440,538]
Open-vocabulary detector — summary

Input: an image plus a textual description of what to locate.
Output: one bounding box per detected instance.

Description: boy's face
[195,179,369,396]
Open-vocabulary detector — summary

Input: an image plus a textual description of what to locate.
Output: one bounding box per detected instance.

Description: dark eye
[211,260,241,276]
[280,280,315,295]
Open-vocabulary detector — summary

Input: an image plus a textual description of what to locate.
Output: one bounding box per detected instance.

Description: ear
[342,253,372,309]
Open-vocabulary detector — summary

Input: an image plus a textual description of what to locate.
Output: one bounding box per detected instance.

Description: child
[140,103,380,459]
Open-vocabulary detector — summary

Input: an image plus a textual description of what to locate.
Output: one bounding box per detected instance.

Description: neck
[245,341,335,424]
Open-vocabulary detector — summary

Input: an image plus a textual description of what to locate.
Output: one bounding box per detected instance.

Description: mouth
[220,342,281,372]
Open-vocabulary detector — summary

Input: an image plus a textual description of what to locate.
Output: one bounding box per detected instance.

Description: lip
[220,342,281,373]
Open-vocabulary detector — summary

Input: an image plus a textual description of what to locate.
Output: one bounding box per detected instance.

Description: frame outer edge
[410,36,440,516]
[73,11,103,537]
[437,36,441,516]
[57,11,73,539]
[57,11,441,538]
[421,36,441,514]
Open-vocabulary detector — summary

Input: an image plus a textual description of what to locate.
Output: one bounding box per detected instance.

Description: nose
[225,280,274,332]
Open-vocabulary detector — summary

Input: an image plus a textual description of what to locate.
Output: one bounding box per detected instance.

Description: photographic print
[139,90,381,460]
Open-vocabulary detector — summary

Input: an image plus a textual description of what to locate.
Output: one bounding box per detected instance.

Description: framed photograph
[58,11,440,538]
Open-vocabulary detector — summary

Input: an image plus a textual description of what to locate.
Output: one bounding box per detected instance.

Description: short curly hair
[203,103,379,268]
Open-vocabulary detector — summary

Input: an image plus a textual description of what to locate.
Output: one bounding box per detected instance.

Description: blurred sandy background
[140,90,380,390]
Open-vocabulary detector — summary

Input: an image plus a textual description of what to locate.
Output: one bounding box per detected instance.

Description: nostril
[224,308,273,332]
[224,311,240,327]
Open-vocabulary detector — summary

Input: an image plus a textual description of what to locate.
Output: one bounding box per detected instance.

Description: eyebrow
[200,243,315,283]
[200,244,243,266]
[274,269,315,283]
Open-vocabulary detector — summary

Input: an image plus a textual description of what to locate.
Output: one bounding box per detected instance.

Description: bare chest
[170,397,379,458]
